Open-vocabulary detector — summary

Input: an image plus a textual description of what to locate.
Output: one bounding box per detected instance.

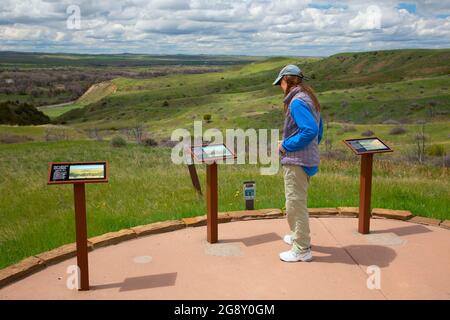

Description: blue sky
[398,3,417,14]
[0,0,449,56]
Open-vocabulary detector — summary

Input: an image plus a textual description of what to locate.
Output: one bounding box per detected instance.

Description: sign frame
[343,137,393,156]
[48,161,109,185]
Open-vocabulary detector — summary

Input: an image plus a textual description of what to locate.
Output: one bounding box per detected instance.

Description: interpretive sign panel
[48,161,108,184]
[190,143,236,163]
[343,138,392,155]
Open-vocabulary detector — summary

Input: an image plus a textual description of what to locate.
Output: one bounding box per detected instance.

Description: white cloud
[349,5,382,30]
[0,0,448,55]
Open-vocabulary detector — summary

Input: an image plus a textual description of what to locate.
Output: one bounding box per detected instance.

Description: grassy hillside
[56,49,450,133]
[0,140,448,269]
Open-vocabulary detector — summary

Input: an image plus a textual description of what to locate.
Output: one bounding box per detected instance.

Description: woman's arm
[282,99,319,152]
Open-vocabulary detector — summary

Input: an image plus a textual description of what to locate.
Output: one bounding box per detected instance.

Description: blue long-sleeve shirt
[282,99,323,176]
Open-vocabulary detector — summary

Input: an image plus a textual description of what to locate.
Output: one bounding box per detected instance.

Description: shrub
[389,127,407,135]
[336,125,356,135]
[142,138,158,147]
[203,114,212,122]
[110,135,126,147]
[361,130,375,137]
[426,144,446,157]
[0,134,33,144]
[162,100,169,107]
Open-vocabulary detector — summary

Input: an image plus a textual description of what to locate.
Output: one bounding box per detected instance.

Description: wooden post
[73,183,89,290]
[206,162,218,243]
[359,154,373,234]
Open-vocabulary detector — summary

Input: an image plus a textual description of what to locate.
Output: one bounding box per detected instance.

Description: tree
[414,120,426,164]
[129,121,146,144]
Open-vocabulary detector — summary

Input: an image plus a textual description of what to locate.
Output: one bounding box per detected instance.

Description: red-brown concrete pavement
[1,217,449,299]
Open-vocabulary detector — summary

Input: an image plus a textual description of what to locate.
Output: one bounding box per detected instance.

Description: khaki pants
[283,165,311,254]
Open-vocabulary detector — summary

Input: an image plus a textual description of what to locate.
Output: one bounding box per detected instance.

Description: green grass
[0,124,86,142]
[38,103,84,118]
[323,121,450,154]
[0,140,448,269]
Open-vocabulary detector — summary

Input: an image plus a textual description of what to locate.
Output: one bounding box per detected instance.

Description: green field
[0,140,448,269]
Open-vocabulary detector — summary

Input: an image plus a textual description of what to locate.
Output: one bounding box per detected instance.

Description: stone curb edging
[1,207,448,288]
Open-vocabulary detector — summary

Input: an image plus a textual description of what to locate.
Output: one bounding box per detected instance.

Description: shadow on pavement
[219,232,282,246]
[312,245,396,267]
[370,224,431,236]
[92,272,177,292]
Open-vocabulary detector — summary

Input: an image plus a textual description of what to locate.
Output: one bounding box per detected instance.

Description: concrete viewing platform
[1,214,449,300]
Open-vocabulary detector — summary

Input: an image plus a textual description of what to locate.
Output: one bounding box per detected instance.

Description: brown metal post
[206,162,218,243]
[359,154,373,234]
[73,183,89,290]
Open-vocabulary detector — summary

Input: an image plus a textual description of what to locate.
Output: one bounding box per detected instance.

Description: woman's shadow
[312,244,396,268]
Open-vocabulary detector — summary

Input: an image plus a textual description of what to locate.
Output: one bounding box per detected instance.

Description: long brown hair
[283,75,321,113]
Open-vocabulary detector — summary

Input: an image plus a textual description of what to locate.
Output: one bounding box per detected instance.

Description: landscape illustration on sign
[357,139,389,151]
[202,145,232,159]
[68,164,105,180]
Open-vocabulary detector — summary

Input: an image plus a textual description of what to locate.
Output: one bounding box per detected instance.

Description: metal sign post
[343,138,393,234]
[48,161,108,291]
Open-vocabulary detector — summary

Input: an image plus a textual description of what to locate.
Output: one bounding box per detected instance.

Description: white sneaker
[283,234,293,245]
[279,250,313,262]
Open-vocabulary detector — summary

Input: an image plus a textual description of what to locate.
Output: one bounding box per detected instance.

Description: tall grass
[0,140,448,269]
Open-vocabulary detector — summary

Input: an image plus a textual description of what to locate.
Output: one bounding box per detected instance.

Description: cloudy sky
[1,0,449,56]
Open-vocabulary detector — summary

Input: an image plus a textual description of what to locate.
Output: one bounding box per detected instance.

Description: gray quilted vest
[281,86,321,167]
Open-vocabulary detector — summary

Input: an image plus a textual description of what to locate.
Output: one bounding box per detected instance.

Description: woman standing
[273,64,323,262]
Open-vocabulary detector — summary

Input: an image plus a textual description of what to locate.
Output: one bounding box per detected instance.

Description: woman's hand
[278,141,286,155]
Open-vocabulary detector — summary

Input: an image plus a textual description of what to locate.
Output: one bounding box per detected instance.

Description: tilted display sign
[343,138,393,234]
[188,144,236,243]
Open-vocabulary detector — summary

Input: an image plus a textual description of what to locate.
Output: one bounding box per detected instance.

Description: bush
[203,114,212,122]
[389,127,407,135]
[361,130,374,137]
[162,100,169,107]
[426,144,446,157]
[142,138,158,147]
[337,125,356,135]
[110,135,126,147]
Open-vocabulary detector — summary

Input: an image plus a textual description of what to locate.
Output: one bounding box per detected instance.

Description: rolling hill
[55,49,450,137]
